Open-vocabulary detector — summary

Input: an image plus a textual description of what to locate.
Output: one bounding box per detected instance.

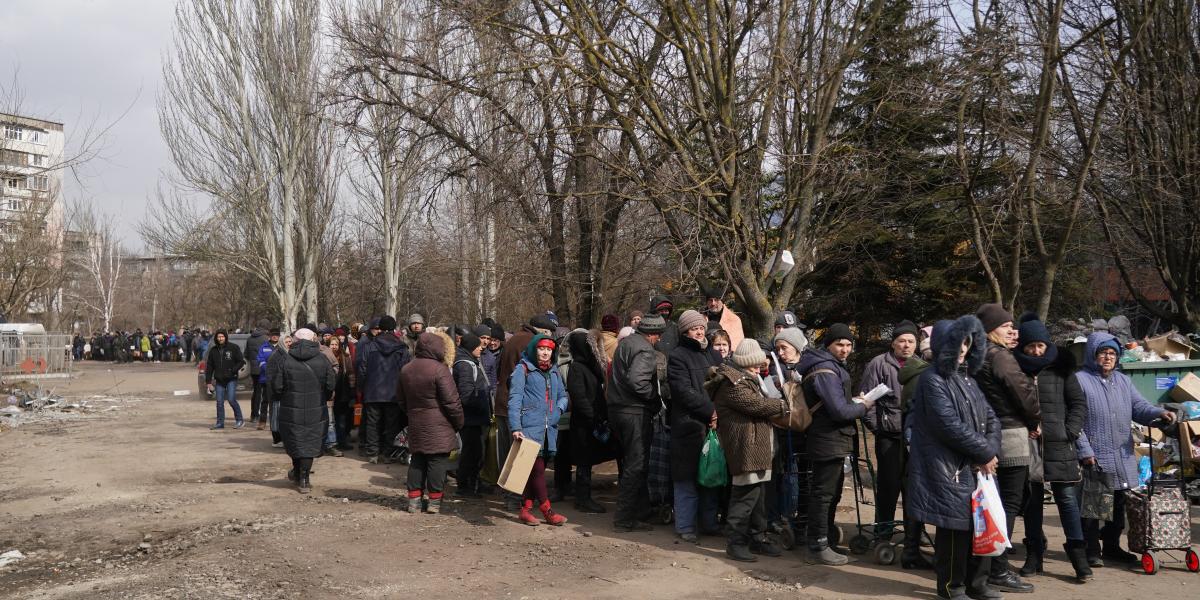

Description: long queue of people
[205,289,1180,600]
[75,329,213,363]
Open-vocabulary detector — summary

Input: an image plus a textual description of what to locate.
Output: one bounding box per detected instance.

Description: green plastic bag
[697,429,728,488]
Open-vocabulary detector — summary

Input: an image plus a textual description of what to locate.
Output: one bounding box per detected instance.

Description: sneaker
[234,421,245,429]
[987,570,1033,593]
[256,422,266,431]
[966,585,1004,600]
[209,424,224,430]
[678,532,699,544]
[366,455,381,464]
[324,447,343,457]
[426,499,442,514]
[806,546,849,566]
[271,441,283,448]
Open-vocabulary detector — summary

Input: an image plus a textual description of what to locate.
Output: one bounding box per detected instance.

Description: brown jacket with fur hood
[397,331,464,454]
[709,364,783,476]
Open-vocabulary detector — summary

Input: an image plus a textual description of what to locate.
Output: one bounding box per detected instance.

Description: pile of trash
[1054,315,1134,345]
[1,383,140,432]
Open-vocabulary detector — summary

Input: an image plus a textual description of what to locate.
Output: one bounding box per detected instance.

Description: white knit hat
[731,339,767,368]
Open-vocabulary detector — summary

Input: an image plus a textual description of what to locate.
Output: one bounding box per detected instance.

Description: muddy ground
[1,362,1196,599]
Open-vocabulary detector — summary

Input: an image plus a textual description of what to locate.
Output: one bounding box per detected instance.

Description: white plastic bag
[971,474,1012,557]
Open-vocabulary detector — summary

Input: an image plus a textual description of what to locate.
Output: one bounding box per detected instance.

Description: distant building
[0,112,65,237]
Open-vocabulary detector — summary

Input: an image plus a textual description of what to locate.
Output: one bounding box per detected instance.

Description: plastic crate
[1119,360,1200,405]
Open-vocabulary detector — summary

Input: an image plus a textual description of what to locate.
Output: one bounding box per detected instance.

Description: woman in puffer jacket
[906,316,1001,600]
[508,334,570,526]
[396,331,464,514]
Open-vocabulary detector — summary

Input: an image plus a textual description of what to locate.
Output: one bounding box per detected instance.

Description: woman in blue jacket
[907,316,1001,600]
[508,334,570,526]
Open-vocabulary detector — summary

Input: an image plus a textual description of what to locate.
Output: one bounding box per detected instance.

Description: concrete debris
[0,550,26,568]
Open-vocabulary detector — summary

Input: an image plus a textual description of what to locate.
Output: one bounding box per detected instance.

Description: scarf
[537,359,552,372]
[1014,344,1058,376]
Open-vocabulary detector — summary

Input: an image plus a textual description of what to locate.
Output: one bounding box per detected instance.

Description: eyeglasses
[1096,350,1118,358]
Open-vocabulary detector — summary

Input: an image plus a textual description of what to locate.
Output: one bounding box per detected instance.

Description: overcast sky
[1,0,176,249]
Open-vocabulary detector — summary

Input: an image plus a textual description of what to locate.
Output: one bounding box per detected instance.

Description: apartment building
[0,112,65,236]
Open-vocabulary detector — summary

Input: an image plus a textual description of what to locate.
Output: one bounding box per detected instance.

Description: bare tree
[69,203,123,332]
[147,0,336,331]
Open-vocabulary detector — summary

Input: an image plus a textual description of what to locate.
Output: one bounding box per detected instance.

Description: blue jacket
[507,334,569,452]
[481,346,501,392]
[906,316,1001,531]
[1075,332,1166,490]
[354,332,410,404]
[255,341,276,384]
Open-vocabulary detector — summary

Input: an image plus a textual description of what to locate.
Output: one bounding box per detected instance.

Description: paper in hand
[861,383,891,403]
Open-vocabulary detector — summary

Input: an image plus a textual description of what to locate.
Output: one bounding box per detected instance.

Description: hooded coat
[898,356,930,415]
[453,345,492,427]
[355,331,410,404]
[1075,332,1167,490]
[905,316,1001,531]
[710,363,783,476]
[271,339,337,459]
[650,295,680,354]
[494,326,537,418]
[397,331,464,455]
[507,334,570,452]
[566,329,608,424]
[244,328,270,377]
[204,334,245,385]
[667,335,721,481]
[1034,348,1088,483]
[797,345,866,460]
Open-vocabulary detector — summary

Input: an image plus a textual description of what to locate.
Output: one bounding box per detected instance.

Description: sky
[1,0,177,249]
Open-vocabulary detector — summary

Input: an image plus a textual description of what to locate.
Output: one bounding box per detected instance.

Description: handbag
[972,474,1012,556]
[1028,438,1044,483]
[480,419,500,484]
[1080,464,1114,521]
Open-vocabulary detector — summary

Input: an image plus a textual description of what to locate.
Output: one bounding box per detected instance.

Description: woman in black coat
[906,316,1001,600]
[666,310,721,543]
[269,329,337,494]
[565,329,609,513]
[1014,315,1091,582]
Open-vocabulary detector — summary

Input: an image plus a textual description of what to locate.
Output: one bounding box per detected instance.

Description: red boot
[540,500,567,526]
[518,499,540,526]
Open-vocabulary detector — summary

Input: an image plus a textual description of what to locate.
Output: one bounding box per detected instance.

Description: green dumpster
[1119,359,1200,404]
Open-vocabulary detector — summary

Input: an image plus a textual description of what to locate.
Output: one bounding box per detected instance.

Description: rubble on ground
[1,383,145,432]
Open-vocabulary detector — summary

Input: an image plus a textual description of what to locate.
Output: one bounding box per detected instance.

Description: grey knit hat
[732,339,767,368]
[408,313,425,326]
[773,327,808,354]
[637,314,667,334]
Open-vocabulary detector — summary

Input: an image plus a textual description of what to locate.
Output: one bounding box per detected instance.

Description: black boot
[298,469,311,494]
[1019,536,1045,576]
[1085,536,1104,568]
[902,519,934,569]
[1064,540,1094,583]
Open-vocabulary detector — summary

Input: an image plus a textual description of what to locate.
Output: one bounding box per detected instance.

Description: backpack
[770,369,833,432]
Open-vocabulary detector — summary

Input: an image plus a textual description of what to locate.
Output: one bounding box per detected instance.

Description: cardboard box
[1144,333,1197,360]
[1181,421,1200,476]
[497,436,542,494]
[1169,372,1200,404]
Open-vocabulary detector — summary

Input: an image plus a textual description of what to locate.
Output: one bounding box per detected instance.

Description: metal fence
[0,332,72,380]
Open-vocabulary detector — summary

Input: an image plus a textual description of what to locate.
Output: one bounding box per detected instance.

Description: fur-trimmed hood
[931,315,987,377]
[414,330,456,368]
[566,328,608,374]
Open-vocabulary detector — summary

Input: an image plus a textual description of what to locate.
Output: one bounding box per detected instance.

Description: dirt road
[1,362,1196,599]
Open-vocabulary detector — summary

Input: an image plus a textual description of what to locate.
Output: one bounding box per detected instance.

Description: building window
[30,154,46,167]
[5,178,20,190]
[30,175,49,191]
[5,198,25,211]
[3,125,20,140]
[27,129,46,144]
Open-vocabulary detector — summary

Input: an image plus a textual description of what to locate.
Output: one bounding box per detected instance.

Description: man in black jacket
[609,314,665,531]
[798,324,876,565]
[205,330,246,430]
[355,315,411,463]
[244,320,271,422]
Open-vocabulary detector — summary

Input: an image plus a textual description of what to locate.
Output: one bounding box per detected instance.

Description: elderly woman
[710,339,785,563]
[1075,332,1176,566]
[397,331,464,514]
[907,316,1000,600]
[269,329,337,494]
[667,310,722,543]
[509,333,570,526]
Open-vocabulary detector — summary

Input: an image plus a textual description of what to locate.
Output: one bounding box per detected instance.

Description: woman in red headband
[508,334,570,525]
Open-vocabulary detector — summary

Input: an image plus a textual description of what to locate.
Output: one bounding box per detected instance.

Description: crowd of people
[191,286,1178,600]
[74,329,215,363]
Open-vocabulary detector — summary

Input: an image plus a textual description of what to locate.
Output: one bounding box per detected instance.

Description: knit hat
[775,310,799,329]
[637,314,667,334]
[334,327,346,336]
[892,320,919,341]
[377,315,397,331]
[677,310,706,333]
[1016,312,1052,349]
[529,314,556,332]
[269,328,281,336]
[293,328,316,341]
[822,323,854,347]
[975,303,1013,333]
[407,313,425,326]
[652,297,673,312]
[617,326,634,340]
[472,324,491,338]
[731,339,767,368]
[368,318,380,330]
[490,325,505,340]
[460,333,481,353]
[601,314,621,334]
[773,327,808,354]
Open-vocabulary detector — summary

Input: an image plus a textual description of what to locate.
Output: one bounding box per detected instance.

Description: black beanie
[976,303,1014,333]
[377,315,397,331]
[892,320,919,341]
[491,325,506,340]
[822,323,854,347]
[1017,312,1052,348]
[460,333,481,353]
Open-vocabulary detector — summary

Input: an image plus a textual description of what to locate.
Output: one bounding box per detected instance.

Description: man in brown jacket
[493,314,557,509]
[712,339,785,562]
[397,331,464,514]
